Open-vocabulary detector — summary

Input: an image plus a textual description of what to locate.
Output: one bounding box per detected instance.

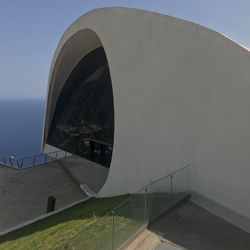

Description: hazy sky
[0,0,249,99]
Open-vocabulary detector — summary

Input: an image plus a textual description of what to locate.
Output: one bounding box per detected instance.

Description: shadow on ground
[149,200,250,250]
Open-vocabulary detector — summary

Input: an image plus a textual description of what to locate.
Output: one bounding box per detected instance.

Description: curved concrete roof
[42,7,249,148]
[42,7,250,232]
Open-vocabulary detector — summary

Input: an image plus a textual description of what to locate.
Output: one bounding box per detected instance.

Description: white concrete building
[42,7,250,232]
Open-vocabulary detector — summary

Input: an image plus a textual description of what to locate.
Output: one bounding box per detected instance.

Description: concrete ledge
[80,184,97,197]
[0,197,90,237]
[191,191,250,233]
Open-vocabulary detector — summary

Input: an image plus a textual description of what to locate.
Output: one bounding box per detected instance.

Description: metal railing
[57,164,191,250]
[0,150,70,169]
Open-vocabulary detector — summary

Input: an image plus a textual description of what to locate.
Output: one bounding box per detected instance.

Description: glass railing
[57,164,190,250]
[0,150,70,169]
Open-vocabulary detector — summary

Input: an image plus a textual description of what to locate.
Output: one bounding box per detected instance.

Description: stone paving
[149,200,250,250]
[126,200,250,250]
[126,230,184,250]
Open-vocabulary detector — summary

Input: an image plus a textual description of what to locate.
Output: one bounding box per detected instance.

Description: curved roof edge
[71,7,250,53]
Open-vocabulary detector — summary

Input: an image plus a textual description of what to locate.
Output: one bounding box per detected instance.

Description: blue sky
[0,0,249,98]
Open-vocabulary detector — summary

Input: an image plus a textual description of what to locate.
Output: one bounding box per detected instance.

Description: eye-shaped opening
[47,46,114,169]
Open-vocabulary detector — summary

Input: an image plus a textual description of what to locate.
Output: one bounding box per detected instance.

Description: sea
[0,99,45,158]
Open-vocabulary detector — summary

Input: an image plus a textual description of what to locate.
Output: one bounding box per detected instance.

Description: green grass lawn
[0,192,185,250]
[0,195,129,250]
[60,193,147,250]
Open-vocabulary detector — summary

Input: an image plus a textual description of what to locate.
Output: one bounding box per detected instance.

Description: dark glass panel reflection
[47,46,114,167]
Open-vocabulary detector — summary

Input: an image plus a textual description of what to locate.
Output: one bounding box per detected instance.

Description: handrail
[0,137,112,169]
[0,150,70,169]
[150,163,190,184]
[58,164,191,250]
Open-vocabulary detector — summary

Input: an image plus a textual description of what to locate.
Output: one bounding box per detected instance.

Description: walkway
[127,200,250,250]
[0,156,108,231]
[150,200,250,250]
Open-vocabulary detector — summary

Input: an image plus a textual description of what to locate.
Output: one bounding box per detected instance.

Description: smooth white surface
[42,8,250,223]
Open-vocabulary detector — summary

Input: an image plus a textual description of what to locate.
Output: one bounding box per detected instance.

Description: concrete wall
[42,7,250,228]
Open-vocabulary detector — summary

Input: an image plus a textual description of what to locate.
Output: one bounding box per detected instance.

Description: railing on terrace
[58,164,191,250]
[0,150,70,169]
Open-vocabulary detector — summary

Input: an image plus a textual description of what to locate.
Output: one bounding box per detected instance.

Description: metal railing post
[112,210,115,250]
[145,185,148,223]
[55,151,58,160]
[170,175,173,207]
[2,156,6,166]
[44,154,47,163]
[33,156,36,166]
[48,153,52,162]
[16,159,20,168]
[9,157,13,166]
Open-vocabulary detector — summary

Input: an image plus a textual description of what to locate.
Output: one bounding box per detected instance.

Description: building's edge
[191,191,250,233]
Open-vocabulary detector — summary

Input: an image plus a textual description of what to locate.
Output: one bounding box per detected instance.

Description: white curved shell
[42,7,250,231]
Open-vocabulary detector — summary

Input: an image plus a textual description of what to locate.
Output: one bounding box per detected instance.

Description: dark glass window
[47,46,114,167]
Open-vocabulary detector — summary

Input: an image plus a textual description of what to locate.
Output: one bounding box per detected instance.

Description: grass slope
[0,195,129,250]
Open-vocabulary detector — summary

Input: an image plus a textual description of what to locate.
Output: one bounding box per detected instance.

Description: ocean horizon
[0,98,45,158]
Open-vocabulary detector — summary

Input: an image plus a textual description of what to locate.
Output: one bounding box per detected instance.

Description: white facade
[42,8,250,231]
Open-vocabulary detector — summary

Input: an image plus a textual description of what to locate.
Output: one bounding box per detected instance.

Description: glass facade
[47,46,114,167]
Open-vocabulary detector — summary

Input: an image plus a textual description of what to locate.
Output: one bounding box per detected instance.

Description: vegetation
[0,195,129,250]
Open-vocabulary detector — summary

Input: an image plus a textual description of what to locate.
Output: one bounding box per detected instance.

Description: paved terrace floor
[128,200,250,250]
[0,156,108,232]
